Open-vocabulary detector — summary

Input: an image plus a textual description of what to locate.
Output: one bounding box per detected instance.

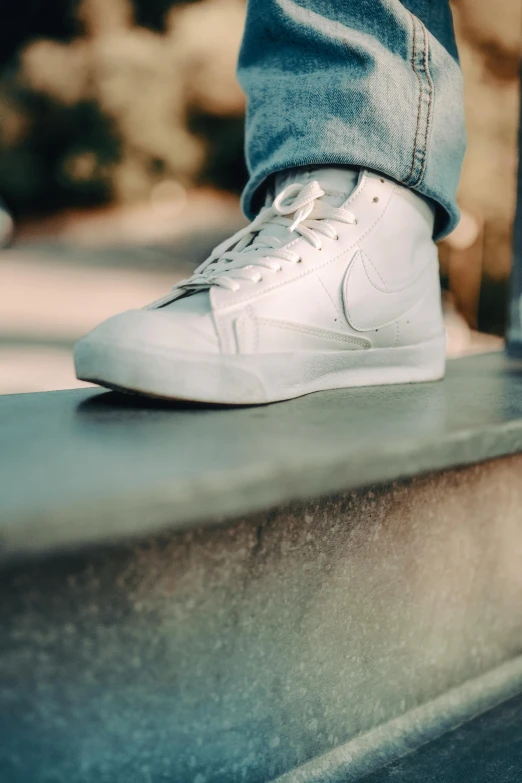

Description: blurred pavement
[1,189,244,393]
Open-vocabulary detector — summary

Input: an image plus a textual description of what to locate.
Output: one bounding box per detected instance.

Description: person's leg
[238,0,465,239]
[75,0,466,404]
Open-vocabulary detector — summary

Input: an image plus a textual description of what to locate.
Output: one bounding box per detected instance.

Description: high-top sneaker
[75,168,445,404]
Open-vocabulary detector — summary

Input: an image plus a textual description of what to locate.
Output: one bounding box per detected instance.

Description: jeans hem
[241,156,460,241]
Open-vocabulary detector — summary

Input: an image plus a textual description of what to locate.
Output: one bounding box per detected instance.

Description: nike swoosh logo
[343,249,431,331]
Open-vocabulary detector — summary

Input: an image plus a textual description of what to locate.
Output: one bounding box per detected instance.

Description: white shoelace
[174,180,358,293]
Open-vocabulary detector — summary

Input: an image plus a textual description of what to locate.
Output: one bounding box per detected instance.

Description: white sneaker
[75,168,446,404]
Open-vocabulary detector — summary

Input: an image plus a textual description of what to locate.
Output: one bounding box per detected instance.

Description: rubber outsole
[74,334,447,405]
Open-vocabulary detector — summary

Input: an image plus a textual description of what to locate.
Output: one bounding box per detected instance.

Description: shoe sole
[75,333,446,405]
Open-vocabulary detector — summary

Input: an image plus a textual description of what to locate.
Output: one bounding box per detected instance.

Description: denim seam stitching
[406,13,424,185]
[405,14,433,188]
[415,21,434,187]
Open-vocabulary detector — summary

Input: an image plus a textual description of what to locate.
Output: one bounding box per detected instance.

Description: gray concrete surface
[2,352,522,561]
[2,455,522,782]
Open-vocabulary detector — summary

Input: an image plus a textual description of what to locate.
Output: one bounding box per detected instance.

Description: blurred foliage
[450,0,521,283]
[443,0,520,332]
[0,0,247,217]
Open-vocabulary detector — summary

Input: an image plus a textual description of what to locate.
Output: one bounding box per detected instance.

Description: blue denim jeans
[237,0,466,239]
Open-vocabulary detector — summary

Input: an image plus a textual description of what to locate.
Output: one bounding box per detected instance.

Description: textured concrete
[3,352,522,561]
[2,455,522,782]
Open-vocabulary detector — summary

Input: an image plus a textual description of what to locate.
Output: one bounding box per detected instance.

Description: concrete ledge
[362,684,522,782]
[2,454,522,781]
[2,352,522,562]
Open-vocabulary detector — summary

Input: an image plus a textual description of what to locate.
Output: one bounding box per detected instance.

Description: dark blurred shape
[0,0,80,66]
[442,0,521,331]
[506,60,522,356]
[131,0,199,32]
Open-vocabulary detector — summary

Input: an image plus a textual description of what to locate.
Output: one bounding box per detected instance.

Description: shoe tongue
[273,165,360,207]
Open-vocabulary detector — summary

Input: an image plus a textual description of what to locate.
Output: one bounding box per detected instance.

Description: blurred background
[0,0,519,393]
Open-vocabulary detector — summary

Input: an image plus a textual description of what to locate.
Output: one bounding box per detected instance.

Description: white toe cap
[81,306,220,354]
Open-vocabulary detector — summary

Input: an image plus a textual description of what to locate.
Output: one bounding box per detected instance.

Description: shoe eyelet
[373,197,379,203]
[380,178,384,183]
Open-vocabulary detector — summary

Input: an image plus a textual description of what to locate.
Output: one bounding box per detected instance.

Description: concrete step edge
[274,655,522,783]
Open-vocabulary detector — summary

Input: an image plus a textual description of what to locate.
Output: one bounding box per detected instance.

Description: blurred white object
[444,209,481,251]
[444,296,503,358]
[0,200,14,247]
